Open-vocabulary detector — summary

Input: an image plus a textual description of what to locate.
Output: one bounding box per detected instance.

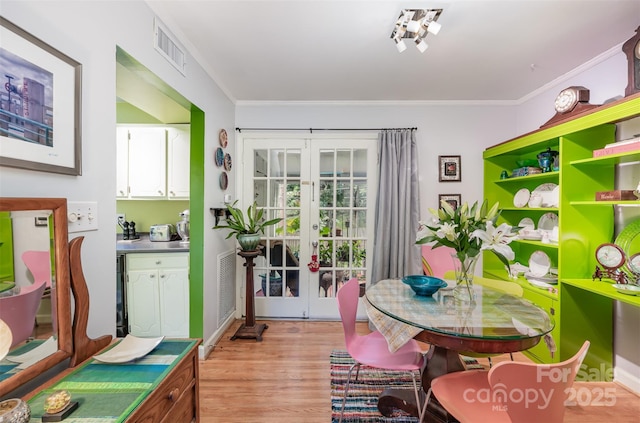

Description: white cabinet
[126,252,189,337]
[117,125,190,200]
[128,127,166,198]
[116,127,130,198]
[167,125,190,199]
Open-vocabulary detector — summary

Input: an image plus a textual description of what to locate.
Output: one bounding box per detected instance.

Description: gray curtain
[371,129,422,285]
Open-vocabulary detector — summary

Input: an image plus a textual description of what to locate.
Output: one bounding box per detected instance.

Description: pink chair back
[488,340,590,422]
[421,245,455,277]
[21,250,52,289]
[0,279,46,348]
[336,278,361,350]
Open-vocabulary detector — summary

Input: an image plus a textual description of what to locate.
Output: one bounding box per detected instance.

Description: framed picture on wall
[439,155,461,182]
[438,194,461,210]
[0,17,82,175]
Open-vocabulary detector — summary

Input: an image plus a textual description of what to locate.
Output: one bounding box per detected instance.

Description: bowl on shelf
[402,275,447,296]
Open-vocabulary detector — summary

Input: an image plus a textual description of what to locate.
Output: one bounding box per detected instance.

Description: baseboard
[198,313,235,360]
[614,367,640,395]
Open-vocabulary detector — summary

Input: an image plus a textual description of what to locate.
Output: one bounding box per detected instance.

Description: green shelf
[571,150,640,167]
[570,200,640,206]
[492,172,559,184]
[562,278,640,307]
[484,93,640,366]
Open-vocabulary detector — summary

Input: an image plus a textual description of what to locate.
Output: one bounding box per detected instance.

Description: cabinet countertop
[116,233,189,253]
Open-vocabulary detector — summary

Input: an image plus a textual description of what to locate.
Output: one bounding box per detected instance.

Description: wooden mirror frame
[0,197,73,397]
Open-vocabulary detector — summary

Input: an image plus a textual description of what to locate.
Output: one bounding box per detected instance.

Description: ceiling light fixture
[390,9,443,53]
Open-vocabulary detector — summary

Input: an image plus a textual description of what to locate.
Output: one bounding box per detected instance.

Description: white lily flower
[436,222,459,242]
[416,222,433,241]
[471,222,516,261]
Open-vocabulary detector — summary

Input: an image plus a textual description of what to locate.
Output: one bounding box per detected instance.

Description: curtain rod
[235,127,417,133]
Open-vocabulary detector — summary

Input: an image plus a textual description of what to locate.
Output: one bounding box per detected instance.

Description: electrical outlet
[117,214,126,224]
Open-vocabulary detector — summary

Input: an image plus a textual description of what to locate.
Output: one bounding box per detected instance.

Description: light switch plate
[68,201,98,233]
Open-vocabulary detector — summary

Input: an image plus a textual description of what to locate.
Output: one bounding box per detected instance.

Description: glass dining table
[365,278,555,422]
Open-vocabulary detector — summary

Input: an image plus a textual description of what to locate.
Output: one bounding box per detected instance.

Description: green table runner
[0,339,46,381]
[27,339,197,423]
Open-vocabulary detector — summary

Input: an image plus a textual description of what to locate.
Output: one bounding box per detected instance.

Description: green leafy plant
[213,200,282,239]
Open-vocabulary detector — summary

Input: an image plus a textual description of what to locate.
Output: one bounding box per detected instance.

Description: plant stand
[231,248,268,341]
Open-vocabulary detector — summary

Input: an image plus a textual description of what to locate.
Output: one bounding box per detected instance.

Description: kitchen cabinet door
[159,267,190,337]
[167,125,190,199]
[127,269,162,337]
[128,127,167,198]
[116,127,129,198]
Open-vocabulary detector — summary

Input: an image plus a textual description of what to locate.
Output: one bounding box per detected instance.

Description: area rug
[330,349,421,423]
[330,350,482,422]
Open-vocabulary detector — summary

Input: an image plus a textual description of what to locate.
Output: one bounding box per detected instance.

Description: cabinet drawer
[127,253,188,270]
[127,349,196,422]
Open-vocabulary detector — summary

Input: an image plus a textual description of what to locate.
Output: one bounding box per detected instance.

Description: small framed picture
[439,155,461,182]
[439,194,461,210]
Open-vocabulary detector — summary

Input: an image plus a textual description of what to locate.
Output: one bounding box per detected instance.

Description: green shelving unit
[483,93,640,379]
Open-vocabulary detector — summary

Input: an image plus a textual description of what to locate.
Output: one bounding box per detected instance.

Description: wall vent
[154,17,186,76]
[218,250,236,326]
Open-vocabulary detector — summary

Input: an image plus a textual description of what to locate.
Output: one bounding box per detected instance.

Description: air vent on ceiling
[154,17,186,76]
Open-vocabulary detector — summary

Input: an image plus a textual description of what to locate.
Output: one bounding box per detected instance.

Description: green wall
[116,200,189,233]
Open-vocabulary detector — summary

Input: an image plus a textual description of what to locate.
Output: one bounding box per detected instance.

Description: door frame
[236,131,378,320]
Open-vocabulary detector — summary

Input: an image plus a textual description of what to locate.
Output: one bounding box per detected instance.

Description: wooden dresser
[24,339,200,422]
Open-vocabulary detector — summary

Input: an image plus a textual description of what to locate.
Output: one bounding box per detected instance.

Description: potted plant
[213,201,282,251]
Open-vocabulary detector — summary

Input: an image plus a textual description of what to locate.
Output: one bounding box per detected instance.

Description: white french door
[240,134,377,319]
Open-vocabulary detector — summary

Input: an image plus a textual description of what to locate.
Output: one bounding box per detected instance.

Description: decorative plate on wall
[224,153,232,171]
[215,147,224,167]
[220,171,228,190]
[219,129,228,147]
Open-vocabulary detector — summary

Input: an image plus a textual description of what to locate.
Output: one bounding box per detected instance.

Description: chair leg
[419,387,433,423]
[410,372,422,422]
[339,362,360,423]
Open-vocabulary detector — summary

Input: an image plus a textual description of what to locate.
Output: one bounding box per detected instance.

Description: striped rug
[330,350,420,423]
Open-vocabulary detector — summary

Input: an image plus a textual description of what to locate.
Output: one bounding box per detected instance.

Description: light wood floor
[199,319,639,422]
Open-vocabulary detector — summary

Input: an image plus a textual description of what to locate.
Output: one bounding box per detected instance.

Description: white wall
[0,0,235,345]
[235,103,517,215]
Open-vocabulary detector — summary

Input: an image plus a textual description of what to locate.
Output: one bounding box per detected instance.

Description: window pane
[320,150,334,176]
[270,149,285,177]
[254,149,268,177]
[286,150,301,177]
[353,149,367,177]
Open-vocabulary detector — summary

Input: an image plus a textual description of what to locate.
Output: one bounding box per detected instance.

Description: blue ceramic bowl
[402,275,447,296]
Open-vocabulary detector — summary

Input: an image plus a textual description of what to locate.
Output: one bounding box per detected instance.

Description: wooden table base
[230,323,268,342]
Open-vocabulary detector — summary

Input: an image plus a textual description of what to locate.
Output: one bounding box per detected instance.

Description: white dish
[513,188,530,208]
[550,186,560,207]
[528,251,551,277]
[525,272,558,284]
[518,218,535,231]
[527,279,555,290]
[538,212,558,231]
[93,335,164,363]
[532,183,559,207]
[612,284,640,296]
[519,230,542,241]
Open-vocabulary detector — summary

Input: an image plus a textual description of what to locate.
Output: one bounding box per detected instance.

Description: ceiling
[148,0,640,104]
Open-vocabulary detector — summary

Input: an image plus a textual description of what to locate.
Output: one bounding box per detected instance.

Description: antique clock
[622,26,640,97]
[595,243,625,270]
[592,243,628,284]
[540,86,598,128]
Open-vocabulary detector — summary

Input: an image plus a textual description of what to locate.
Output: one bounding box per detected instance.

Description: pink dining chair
[424,340,590,423]
[336,278,426,423]
[0,279,47,348]
[21,250,52,289]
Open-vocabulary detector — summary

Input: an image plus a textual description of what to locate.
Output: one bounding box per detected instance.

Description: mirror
[0,198,73,397]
